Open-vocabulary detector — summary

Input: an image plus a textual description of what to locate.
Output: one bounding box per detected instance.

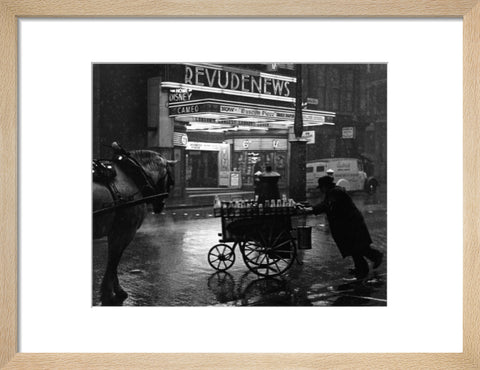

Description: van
[306,158,378,193]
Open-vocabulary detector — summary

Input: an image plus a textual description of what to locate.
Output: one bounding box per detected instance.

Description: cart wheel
[240,231,297,277]
[208,244,235,271]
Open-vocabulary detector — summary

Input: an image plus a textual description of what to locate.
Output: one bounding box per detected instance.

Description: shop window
[233,151,288,189]
[186,151,219,187]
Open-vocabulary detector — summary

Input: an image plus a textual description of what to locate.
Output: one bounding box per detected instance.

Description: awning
[168,98,335,132]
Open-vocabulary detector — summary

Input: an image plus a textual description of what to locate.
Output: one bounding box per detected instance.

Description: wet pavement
[92,191,387,306]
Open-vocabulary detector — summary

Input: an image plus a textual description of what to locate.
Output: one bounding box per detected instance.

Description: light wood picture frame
[1,1,478,368]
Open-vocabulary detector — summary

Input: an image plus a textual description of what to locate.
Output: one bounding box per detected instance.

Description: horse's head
[151,159,176,213]
[129,150,176,214]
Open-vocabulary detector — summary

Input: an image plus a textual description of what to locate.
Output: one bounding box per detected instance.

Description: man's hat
[326,168,334,174]
[317,175,334,189]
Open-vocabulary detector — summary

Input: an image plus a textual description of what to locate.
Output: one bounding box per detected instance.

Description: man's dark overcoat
[312,186,372,258]
[257,171,281,203]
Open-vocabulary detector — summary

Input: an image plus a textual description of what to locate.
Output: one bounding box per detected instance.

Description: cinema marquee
[184,65,294,98]
[147,63,335,192]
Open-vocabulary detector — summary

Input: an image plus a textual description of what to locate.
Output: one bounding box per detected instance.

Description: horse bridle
[120,152,175,202]
[113,154,159,199]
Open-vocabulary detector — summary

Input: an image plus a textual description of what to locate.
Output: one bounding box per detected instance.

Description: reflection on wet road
[92,191,387,306]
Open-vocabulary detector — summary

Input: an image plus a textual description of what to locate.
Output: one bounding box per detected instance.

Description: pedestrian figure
[307,176,383,279]
[253,170,263,198]
[253,158,263,174]
[262,165,280,177]
[257,165,281,203]
[253,159,263,198]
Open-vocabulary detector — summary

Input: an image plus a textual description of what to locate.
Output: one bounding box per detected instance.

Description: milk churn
[296,226,312,250]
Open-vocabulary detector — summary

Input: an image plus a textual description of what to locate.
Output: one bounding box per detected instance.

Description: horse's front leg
[113,274,128,301]
[101,224,138,306]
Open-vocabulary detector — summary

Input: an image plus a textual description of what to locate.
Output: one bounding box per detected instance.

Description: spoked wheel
[240,229,296,277]
[208,243,236,271]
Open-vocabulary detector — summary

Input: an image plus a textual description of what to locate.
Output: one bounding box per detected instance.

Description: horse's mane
[129,150,166,173]
[129,150,174,189]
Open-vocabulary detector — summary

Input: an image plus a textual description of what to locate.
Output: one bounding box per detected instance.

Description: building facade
[93,63,386,198]
[303,64,387,182]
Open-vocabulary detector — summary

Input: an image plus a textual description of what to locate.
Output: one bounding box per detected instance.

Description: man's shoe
[373,252,384,269]
[355,271,368,280]
[348,268,368,279]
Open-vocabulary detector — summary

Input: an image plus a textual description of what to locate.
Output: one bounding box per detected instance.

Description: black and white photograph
[92,63,387,307]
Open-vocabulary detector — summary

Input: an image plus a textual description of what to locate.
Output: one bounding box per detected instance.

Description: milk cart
[208,200,311,277]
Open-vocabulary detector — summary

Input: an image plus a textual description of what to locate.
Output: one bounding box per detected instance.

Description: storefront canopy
[166,98,335,133]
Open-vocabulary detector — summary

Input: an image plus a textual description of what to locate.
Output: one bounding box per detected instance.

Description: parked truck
[306,158,378,194]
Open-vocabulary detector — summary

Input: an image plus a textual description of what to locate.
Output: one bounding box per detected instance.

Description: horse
[93,145,175,306]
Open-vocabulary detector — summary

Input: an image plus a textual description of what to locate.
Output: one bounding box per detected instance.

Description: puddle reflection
[207,271,386,306]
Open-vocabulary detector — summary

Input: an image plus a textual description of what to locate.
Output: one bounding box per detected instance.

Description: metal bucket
[296,226,312,250]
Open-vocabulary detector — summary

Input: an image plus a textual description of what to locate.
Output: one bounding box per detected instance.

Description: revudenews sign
[184,65,295,98]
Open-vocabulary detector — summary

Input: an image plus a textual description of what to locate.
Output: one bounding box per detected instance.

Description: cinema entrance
[147,63,336,195]
[186,150,219,187]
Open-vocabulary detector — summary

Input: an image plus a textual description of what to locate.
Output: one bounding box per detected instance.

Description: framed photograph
[1,1,478,368]
[91,62,387,308]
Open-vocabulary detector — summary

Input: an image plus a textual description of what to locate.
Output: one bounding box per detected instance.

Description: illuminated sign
[234,138,288,151]
[302,130,315,144]
[220,105,276,118]
[169,101,332,125]
[303,114,325,123]
[169,88,193,102]
[172,105,200,115]
[219,105,325,123]
[186,141,223,151]
[173,132,188,147]
[342,127,355,139]
[184,65,294,98]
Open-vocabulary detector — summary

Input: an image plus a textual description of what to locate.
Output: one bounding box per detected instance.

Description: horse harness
[92,152,159,210]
